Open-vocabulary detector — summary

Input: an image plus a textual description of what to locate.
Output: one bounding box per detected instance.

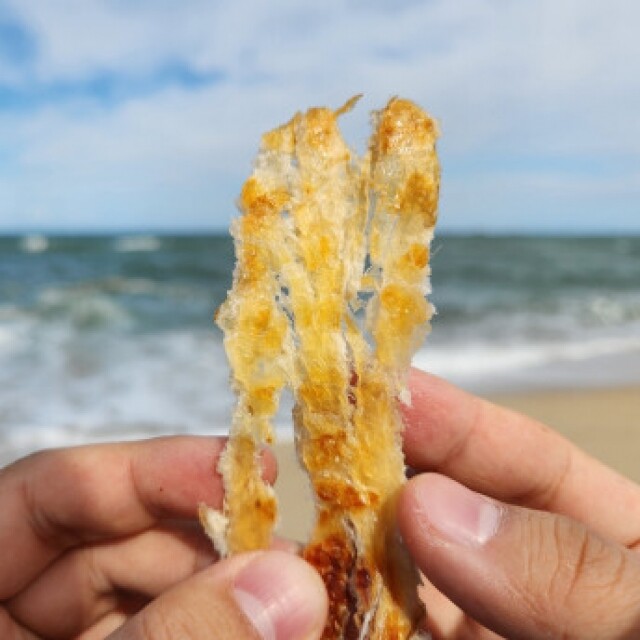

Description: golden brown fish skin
[212,96,439,639]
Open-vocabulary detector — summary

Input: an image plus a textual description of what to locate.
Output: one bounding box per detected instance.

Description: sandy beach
[273,384,640,541]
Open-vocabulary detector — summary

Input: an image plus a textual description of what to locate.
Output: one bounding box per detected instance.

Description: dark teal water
[1,233,639,461]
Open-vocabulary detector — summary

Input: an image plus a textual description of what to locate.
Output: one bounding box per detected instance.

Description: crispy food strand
[203,96,440,639]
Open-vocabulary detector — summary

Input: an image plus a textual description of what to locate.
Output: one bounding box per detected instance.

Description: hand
[398,369,640,639]
[0,437,327,639]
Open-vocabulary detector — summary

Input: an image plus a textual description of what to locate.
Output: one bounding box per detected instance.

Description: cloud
[0,0,639,232]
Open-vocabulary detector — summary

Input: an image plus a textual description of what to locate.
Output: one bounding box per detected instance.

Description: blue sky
[0,0,639,233]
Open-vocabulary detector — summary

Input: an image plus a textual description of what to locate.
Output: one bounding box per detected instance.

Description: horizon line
[2,228,640,238]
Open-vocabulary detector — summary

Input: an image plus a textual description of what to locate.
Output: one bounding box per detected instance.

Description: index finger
[402,369,640,548]
[0,436,276,600]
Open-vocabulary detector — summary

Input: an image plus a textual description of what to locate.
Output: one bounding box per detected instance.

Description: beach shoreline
[489,384,640,481]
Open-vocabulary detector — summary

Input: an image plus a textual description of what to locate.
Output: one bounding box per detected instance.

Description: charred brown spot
[345,559,376,640]
[304,534,355,639]
[305,534,379,640]
[253,497,276,521]
[348,367,358,406]
[356,565,373,591]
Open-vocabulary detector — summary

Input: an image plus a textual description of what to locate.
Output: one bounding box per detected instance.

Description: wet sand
[273,385,640,541]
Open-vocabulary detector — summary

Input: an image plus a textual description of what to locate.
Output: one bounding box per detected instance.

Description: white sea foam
[20,234,48,253]
[0,326,15,353]
[0,320,233,432]
[0,308,32,355]
[1,320,638,464]
[415,333,640,389]
[37,287,132,329]
[114,235,162,252]
[0,326,16,357]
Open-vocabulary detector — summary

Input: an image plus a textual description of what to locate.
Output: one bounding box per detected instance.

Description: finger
[0,436,276,599]
[8,524,216,638]
[400,473,640,640]
[75,597,145,640]
[419,579,503,640]
[0,608,39,640]
[107,550,328,640]
[402,369,640,546]
[78,611,128,640]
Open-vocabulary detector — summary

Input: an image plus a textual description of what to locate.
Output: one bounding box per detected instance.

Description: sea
[1,233,640,465]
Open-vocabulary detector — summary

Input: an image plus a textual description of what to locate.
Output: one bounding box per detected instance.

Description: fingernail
[413,474,501,547]
[233,551,326,640]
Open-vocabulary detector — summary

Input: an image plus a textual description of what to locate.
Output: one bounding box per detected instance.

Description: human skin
[398,369,640,639]
[0,437,327,639]
[2,370,640,639]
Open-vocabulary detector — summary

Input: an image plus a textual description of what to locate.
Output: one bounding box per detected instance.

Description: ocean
[1,233,640,464]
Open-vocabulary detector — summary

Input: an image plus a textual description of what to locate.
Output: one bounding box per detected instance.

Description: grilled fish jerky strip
[202,122,296,555]
[204,97,439,639]
[300,99,439,639]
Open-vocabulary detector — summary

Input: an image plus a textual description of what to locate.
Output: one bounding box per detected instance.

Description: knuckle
[81,545,104,594]
[22,448,90,547]
[552,517,627,606]
[555,519,640,634]
[137,606,196,640]
[514,510,640,634]
[134,588,237,640]
[514,511,559,624]
[137,608,167,640]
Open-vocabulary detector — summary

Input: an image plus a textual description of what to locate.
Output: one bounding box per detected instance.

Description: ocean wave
[433,292,640,348]
[98,276,206,300]
[0,308,33,355]
[37,287,132,330]
[0,326,16,352]
[584,294,640,326]
[100,276,159,295]
[20,234,48,253]
[3,234,640,453]
[114,235,162,253]
[416,334,640,383]
[0,326,233,433]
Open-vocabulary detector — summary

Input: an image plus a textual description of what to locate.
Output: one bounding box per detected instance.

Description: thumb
[399,473,640,640]
[108,550,328,640]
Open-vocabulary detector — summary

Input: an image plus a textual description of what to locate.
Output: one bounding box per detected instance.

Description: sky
[0,0,639,234]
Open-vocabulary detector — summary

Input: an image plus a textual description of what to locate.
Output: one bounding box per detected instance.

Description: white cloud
[1,0,639,231]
